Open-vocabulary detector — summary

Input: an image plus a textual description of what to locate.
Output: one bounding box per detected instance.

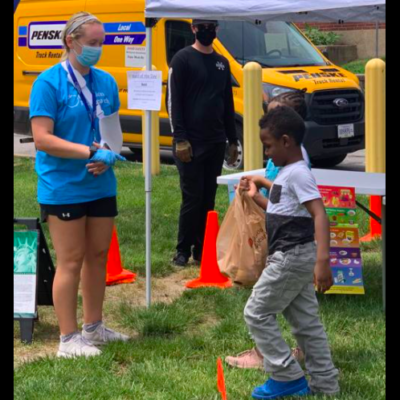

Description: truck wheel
[311,154,347,168]
[223,123,244,171]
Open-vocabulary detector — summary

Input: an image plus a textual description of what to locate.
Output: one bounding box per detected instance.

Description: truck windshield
[217,21,328,68]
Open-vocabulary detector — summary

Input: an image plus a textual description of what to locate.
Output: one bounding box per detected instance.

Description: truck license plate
[338,124,355,139]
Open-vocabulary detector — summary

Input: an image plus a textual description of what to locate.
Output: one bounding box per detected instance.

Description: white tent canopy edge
[145,0,385,22]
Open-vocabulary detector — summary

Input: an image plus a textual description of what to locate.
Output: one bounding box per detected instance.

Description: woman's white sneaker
[57,333,102,358]
[82,322,129,346]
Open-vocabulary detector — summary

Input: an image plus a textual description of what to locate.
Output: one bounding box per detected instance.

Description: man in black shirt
[168,19,238,267]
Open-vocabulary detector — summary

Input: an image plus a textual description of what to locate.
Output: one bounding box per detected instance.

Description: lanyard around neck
[66,60,97,133]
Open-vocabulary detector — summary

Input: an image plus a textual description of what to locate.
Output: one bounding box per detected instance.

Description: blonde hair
[61,12,102,61]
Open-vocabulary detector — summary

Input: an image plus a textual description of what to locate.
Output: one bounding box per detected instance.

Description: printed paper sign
[127,70,162,111]
[126,46,146,68]
[14,231,39,318]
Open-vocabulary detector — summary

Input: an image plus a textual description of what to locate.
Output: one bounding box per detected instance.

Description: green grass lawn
[14,157,232,277]
[342,57,386,75]
[14,157,385,400]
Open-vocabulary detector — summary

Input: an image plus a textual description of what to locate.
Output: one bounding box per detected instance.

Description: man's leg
[173,143,206,261]
[193,142,225,260]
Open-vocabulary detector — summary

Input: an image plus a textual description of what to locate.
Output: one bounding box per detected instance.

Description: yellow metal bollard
[142,109,161,176]
[141,65,161,176]
[365,58,386,173]
[360,58,385,242]
[243,62,264,171]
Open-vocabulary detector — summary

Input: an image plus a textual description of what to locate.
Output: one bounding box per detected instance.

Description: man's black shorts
[40,197,118,223]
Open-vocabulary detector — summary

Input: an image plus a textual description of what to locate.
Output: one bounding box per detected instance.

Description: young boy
[244,106,339,399]
[226,91,310,369]
[263,91,310,195]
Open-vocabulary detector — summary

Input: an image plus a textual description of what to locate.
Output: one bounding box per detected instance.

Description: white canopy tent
[145,0,385,22]
[142,0,385,307]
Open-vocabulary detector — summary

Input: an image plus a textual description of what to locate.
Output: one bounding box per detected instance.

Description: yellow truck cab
[14,0,365,169]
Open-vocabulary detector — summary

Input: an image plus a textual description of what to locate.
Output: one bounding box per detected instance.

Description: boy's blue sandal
[252,377,311,399]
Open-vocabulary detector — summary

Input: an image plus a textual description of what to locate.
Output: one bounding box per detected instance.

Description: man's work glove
[227,143,239,166]
[176,140,193,163]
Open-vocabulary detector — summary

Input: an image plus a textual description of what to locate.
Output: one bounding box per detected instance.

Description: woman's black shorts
[40,197,118,223]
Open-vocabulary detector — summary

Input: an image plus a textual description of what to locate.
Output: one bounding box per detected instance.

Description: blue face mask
[74,41,102,67]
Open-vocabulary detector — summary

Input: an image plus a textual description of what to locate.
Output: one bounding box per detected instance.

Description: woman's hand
[87,142,126,175]
[87,143,108,176]
[87,161,109,177]
[88,142,127,167]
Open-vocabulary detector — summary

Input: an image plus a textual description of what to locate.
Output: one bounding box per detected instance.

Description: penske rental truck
[14,0,365,169]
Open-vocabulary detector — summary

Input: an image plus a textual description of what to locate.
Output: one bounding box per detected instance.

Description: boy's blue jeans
[244,242,340,395]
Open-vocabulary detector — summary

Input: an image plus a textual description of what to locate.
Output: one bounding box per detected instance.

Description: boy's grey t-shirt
[267,160,321,255]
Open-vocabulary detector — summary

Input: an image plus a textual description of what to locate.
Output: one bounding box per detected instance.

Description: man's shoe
[172,253,189,267]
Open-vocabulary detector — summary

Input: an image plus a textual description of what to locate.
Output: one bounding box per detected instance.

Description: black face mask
[195,30,217,47]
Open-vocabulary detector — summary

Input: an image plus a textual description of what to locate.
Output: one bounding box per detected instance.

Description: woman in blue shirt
[30,12,127,358]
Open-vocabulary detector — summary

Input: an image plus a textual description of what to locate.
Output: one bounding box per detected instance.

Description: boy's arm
[249,175,273,190]
[304,198,333,293]
[248,181,268,210]
[239,178,268,210]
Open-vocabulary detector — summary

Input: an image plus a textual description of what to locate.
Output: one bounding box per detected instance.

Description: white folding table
[217,169,386,311]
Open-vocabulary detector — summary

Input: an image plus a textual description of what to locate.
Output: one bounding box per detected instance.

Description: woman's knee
[56,254,85,275]
[85,247,110,265]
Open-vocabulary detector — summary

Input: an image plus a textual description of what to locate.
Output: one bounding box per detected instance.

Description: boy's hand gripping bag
[217,188,268,287]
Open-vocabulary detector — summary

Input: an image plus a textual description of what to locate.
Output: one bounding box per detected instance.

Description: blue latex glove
[261,159,282,198]
[90,149,127,166]
[265,158,282,182]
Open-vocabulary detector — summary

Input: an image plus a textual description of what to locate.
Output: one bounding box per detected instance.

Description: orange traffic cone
[106,226,136,286]
[217,358,228,400]
[360,195,382,242]
[186,211,232,289]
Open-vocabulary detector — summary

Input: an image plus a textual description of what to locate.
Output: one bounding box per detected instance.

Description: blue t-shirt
[262,145,312,198]
[30,63,121,205]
